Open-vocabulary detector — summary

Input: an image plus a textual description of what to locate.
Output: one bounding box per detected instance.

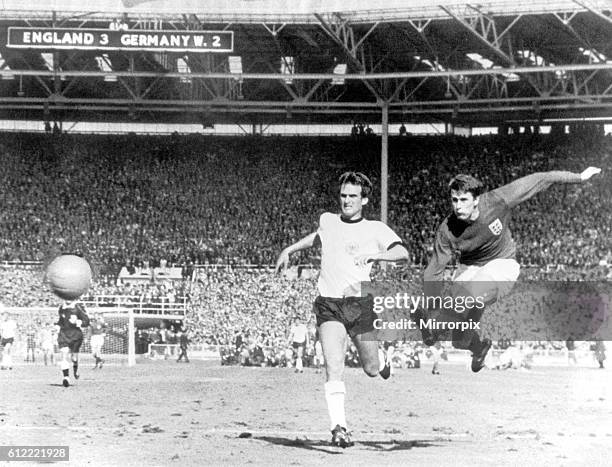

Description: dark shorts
[1,337,14,347]
[58,330,83,353]
[292,341,305,350]
[313,295,375,338]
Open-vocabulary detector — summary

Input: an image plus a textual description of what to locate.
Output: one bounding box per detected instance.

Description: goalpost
[88,307,136,366]
[4,306,136,366]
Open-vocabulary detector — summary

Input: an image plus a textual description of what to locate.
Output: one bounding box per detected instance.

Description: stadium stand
[0,132,610,270]
[0,131,610,364]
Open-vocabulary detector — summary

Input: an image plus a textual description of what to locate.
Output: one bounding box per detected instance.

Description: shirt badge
[345,241,359,255]
[488,218,503,235]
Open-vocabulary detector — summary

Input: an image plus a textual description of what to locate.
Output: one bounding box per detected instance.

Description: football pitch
[0,360,610,466]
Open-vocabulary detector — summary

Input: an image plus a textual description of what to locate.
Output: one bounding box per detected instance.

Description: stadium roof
[2,0,610,23]
[0,0,611,126]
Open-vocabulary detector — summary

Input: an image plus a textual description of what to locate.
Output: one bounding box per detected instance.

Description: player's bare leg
[72,352,80,379]
[1,342,13,370]
[452,266,514,372]
[351,333,391,379]
[319,321,353,448]
[314,341,324,374]
[92,340,104,369]
[295,346,304,373]
[43,347,54,366]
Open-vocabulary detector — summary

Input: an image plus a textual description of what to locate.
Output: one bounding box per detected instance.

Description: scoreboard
[7,27,233,53]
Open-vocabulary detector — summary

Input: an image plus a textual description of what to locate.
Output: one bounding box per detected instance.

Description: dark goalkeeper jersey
[424,171,582,281]
[56,302,90,339]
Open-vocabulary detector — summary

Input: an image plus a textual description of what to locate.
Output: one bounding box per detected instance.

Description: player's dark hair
[448,174,484,197]
[338,171,373,198]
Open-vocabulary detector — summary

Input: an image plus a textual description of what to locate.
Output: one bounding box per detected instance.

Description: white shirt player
[289,323,308,344]
[0,318,17,339]
[316,212,402,298]
[39,328,54,351]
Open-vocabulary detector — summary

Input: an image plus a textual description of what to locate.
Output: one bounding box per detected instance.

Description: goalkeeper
[56,301,90,387]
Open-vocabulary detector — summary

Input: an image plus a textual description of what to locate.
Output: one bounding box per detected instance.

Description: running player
[89,312,107,369]
[0,311,17,370]
[430,341,443,375]
[287,317,309,373]
[421,167,601,372]
[176,329,190,363]
[56,301,90,387]
[313,329,324,374]
[275,171,409,448]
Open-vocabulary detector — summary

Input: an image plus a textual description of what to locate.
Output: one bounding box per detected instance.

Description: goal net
[148,343,180,360]
[3,306,136,366]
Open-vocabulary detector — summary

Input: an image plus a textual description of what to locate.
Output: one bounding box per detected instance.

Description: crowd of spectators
[185,269,315,346]
[0,132,610,270]
[1,131,611,363]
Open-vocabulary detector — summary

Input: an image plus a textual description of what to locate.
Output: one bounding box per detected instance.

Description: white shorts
[454,258,520,282]
[453,258,520,306]
[90,334,105,349]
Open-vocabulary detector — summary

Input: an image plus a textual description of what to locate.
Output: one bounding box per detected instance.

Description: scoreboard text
[7,27,233,53]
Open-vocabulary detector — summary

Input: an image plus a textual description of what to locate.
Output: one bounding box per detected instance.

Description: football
[45,254,92,300]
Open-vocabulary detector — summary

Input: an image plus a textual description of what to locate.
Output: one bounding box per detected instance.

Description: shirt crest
[488,218,503,235]
[345,241,359,255]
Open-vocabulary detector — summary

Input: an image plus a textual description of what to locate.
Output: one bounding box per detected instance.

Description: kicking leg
[452,270,507,372]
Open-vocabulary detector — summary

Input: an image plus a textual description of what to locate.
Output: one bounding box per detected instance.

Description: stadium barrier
[81,295,187,316]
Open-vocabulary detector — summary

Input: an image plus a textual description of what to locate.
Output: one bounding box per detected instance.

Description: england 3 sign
[7,27,233,53]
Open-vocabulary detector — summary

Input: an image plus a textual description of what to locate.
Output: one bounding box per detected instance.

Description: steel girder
[0,5,610,125]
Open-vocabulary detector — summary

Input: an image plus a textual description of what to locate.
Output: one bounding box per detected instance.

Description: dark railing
[81,295,187,316]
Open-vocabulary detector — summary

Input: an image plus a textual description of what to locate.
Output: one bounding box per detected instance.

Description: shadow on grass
[254,436,444,453]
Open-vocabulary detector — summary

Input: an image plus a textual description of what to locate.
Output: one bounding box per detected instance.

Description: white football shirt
[0,319,17,339]
[316,212,402,298]
[290,323,308,343]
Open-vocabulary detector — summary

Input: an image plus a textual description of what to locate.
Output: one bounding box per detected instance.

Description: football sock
[296,357,303,371]
[61,359,69,379]
[73,362,79,376]
[325,381,347,430]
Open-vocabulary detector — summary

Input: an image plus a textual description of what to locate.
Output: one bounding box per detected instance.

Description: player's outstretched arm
[275,232,318,273]
[494,167,602,208]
